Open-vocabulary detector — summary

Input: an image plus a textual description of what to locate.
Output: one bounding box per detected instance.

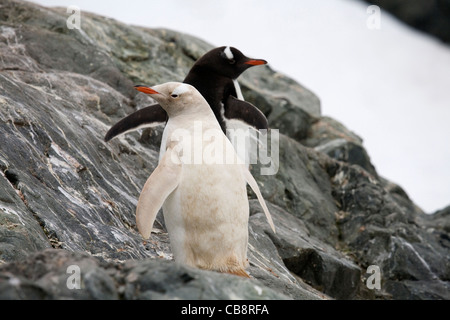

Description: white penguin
[134,82,275,277]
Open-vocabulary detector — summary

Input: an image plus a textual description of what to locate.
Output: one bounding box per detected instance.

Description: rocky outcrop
[0,0,448,300]
[0,249,291,300]
[365,0,450,44]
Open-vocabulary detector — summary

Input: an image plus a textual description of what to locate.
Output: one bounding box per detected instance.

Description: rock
[120,255,289,300]
[0,165,51,263]
[422,205,450,234]
[0,0,448,300]
[250,133,341,246]
[327,161,450,299]
[0,249,289,300]
[365,0,450,44]
[250,200,360,299]
[303,116,378,177]
[0,249,117,299]
[240,66,321,141]
[247,209,327,300]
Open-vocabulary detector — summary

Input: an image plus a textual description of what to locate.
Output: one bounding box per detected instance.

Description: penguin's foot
[226,268,250,278]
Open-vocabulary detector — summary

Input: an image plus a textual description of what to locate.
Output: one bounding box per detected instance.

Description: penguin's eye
[228,59,235,64]
[171,94,179,98]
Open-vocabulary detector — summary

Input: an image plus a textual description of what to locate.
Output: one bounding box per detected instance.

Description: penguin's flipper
[240,165,276,233]
[136,148,181,239]
[224,95,269,130]
[104,104,168,142]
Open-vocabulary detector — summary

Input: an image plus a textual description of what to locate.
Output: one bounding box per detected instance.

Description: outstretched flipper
[241,165,276,233]
[224,95,269,130]
[136,148,181,239]
[104,104,168,142]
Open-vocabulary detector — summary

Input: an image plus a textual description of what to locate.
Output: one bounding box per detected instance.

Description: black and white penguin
[104,46,268,142]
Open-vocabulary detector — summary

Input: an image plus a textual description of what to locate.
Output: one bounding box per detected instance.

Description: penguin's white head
[134,82,208,117]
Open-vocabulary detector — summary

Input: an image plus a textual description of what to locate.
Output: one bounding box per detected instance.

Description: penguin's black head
[195,46,267,79]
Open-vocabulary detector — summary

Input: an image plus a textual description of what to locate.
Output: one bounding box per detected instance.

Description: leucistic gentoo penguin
[104,46,268,142]
[134,82,275,277]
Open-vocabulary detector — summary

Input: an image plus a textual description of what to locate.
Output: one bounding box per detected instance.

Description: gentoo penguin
[104,46,268,142]
[134,82,275,277]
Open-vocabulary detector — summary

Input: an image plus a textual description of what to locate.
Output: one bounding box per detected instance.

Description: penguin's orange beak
[134,85,159,95]
[245,59,267,66]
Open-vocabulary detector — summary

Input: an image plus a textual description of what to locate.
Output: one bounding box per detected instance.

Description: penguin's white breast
[180,163,248,251]
[159,115,249,264]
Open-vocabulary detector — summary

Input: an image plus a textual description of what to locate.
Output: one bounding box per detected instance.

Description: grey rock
[303,116,378,177]
[240,66,321,141]
[328,162,450,299]
[250,134,340,246]
[250,200,360,299]
[365,0,450,44]
[120,256,290,300]
[384,279,450,300]
[247,210,326,300]
[422,205,450,233]
[0,249,118,299]
[315,139,377,178]
[0,169,51,263]
[0,249,290,300]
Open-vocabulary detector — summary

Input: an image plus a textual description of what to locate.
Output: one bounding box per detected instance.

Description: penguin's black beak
[134,85,160,95]
[245,59,267,66]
